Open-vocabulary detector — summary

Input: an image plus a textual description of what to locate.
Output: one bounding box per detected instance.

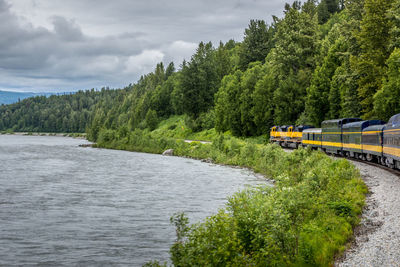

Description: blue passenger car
[383,113,400,168]
[362,124,385,164]
[342,120,385,159]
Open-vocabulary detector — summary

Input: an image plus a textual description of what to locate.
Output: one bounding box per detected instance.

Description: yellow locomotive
[270,125,314,148]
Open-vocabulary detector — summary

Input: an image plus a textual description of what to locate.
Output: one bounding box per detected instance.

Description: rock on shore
[162,149,174,156]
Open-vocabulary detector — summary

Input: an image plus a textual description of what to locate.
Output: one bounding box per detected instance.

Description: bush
[198,110,215,130]
[145,109,159,130]
[97,129,116,144]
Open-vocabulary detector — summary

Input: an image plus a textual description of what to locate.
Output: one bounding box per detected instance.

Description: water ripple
[0,135,269,266]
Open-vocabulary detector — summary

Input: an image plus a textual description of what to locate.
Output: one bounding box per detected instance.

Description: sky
[1,0,286,93]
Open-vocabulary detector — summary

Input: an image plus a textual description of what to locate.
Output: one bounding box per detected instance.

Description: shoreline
[0,132,86,139]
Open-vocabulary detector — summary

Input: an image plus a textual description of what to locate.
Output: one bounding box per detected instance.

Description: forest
[1,0,399,138]
[0,0,395,265]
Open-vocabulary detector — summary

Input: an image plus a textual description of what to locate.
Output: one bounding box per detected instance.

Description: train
[270,113,400,169]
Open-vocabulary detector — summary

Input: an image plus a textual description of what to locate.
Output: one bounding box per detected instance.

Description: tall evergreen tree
[214,71,243,135]
[238,20,273,70]
[180,42,219,118]
[271,1,319,125]
[373,48,400,120]
[252,66,277,134]
[354,0,394,118]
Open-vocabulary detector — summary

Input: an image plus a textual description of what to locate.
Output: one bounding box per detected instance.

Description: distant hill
[0,88,123,133]
[0,90,53,105]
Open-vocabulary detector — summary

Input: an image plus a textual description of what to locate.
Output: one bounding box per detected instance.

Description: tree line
[1,0,399,138]
[0,88,124,133]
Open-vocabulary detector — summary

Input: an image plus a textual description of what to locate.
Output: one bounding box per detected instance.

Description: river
[0,135,268,266]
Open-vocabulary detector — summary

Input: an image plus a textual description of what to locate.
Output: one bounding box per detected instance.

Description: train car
[284,125,314,148]
[277,125,289,146]
[321,118,362,155]
[383,113,400,169]
[342,120,385,159]
[362,124,385,164]
[302,128,322,149]
[270,125,289,145]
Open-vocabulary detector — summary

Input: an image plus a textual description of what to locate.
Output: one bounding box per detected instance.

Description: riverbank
[93,127,366,266]
[0,131,86,139]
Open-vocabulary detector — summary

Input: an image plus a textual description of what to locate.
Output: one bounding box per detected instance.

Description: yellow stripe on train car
[342,143,362,150]
[383,146,400,158]
[321,141,342,148]
[384,129,400,133]
[362,131,383,134]
[302,140,322,145]
[362,145,383,153]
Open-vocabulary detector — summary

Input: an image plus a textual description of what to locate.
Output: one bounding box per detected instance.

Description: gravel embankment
[336,161,400,267]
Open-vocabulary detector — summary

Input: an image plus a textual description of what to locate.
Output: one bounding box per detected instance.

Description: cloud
[2,0,287,92]
[51,16,83,41]
[0,0,153,91]
[125,50,165,74]
[163,41,198,66]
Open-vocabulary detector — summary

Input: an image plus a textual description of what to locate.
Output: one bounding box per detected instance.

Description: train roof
[343,120,385,130]
[363,124,385,132]
[321,118,362,128]
[278,125,291,130]
[294,125,314,131]
[303,128,322,134]
[387,113,400,127]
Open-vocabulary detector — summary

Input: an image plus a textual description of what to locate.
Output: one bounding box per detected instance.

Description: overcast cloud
[1,0,286,92]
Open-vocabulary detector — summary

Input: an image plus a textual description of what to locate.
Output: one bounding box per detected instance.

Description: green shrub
[145,109,159,131]
[97,129,116,144]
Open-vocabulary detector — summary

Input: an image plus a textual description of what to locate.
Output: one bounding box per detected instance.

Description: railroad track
[344,157,400,178]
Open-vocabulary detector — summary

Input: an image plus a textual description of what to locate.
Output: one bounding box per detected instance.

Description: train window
[363,134,379,145]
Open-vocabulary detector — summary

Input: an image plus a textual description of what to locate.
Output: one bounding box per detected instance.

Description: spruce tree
[354,0,394,118]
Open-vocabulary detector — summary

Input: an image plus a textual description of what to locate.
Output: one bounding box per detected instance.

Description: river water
[0,135,268,266]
